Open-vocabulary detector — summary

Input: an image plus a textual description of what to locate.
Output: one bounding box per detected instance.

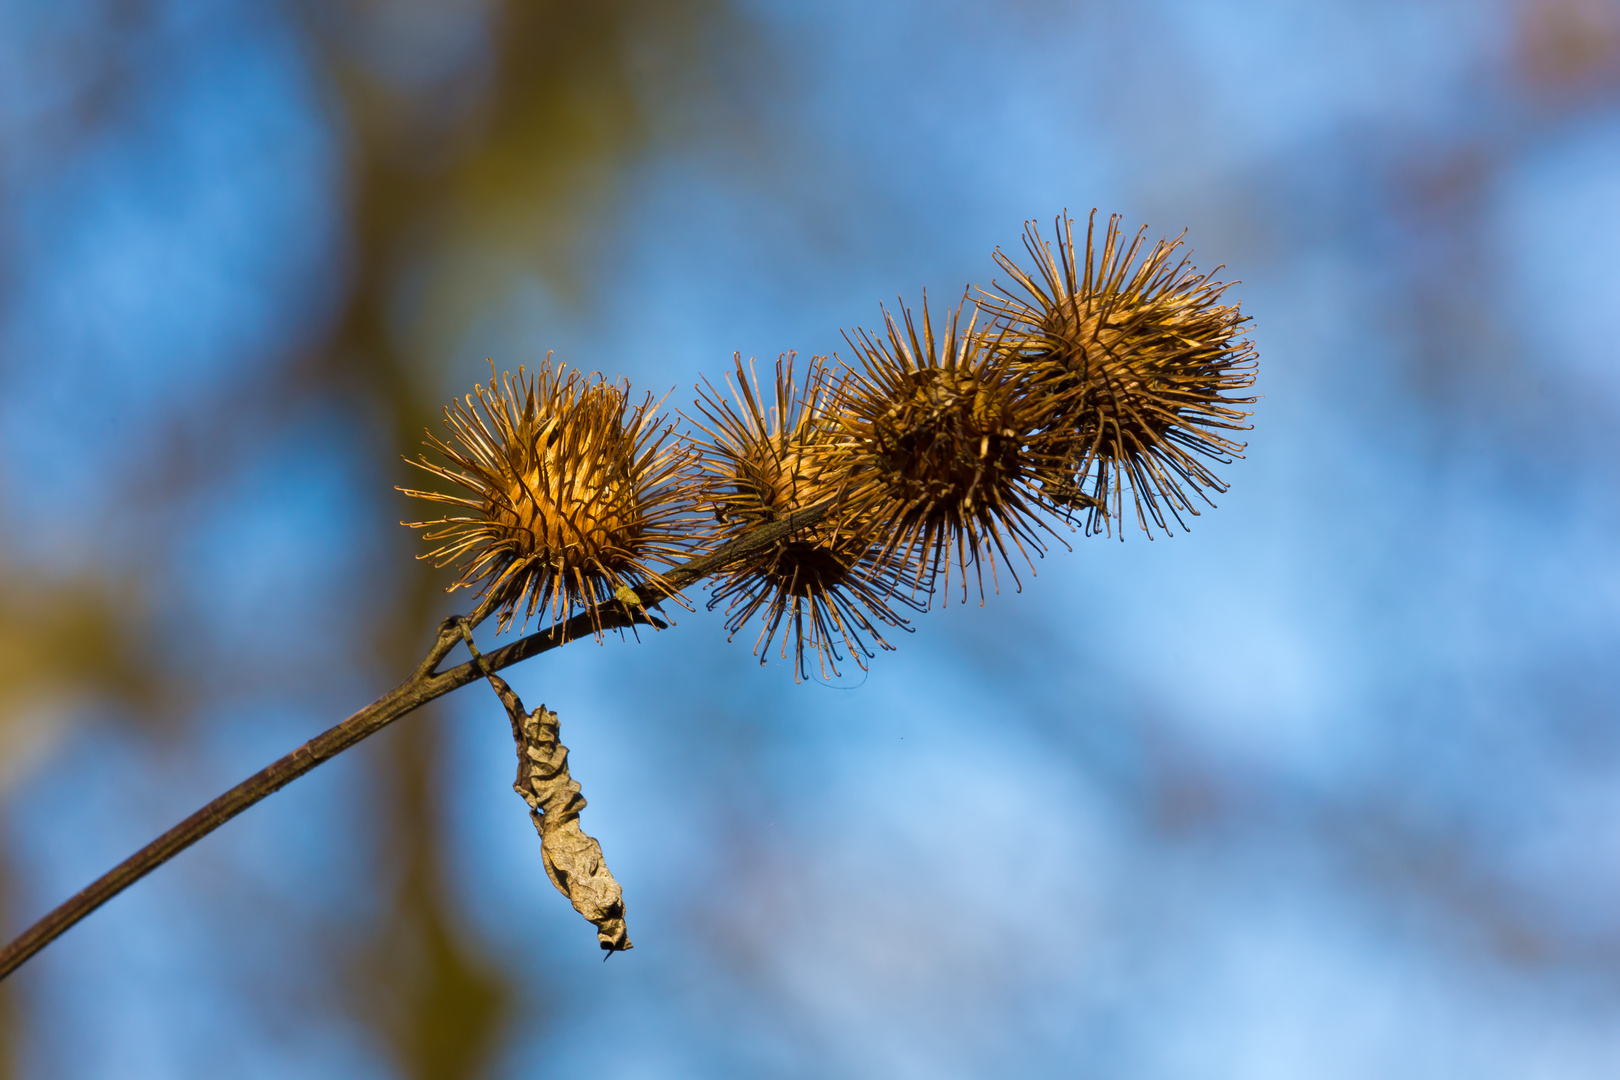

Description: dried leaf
[509,704,632,952]
[458,621,631,952]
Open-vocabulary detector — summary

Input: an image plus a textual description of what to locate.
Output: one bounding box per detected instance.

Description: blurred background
[2,0,1619,1075]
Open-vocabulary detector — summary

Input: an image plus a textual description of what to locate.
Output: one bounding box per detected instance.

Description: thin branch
[0,501,833,982]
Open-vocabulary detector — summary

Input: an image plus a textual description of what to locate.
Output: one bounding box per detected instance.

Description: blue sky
[4,0,1620,1076]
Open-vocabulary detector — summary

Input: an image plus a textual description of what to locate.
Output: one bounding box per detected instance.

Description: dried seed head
[688,353,918,681]
[828,299,1062,605]
[983,211,1257,537]
[400,356,700,633]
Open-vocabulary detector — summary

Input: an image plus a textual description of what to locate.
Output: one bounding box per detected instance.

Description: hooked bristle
[825,299,1066,606]
[983,210,1258,538]
[399,355,702,634]
[687,353,919,681]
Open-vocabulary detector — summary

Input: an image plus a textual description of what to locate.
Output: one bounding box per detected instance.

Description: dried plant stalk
[0,504,834,983]
[0,209,1261,982]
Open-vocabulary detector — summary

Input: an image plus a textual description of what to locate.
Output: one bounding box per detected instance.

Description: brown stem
[0,501,832,982]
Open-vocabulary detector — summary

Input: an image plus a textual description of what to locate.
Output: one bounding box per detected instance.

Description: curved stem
[0,502,831,982]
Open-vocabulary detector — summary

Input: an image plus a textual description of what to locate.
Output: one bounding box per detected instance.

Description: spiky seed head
[399,356,700,634]
[983,211,1258,538]
[688,353,918,681]
[827,299,1063,605]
